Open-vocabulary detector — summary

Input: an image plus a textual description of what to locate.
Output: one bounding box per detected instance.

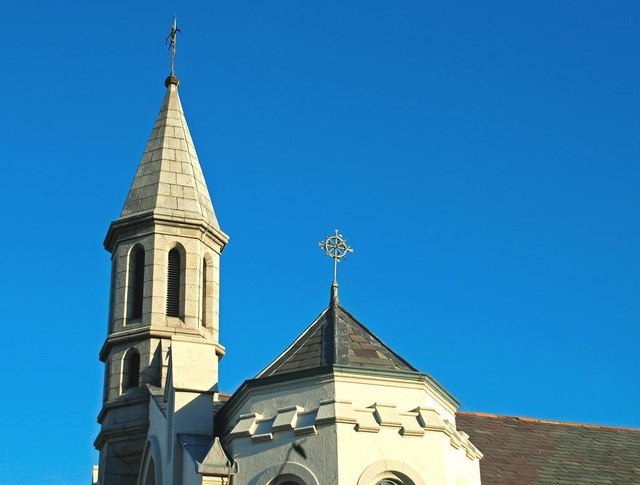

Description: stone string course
[228,400,483,460]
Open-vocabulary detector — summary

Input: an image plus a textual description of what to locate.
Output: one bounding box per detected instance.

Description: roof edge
[457,411,640,432]
[224,364,460,415]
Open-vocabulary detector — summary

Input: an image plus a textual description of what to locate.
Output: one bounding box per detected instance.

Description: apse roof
[257,285,418,378]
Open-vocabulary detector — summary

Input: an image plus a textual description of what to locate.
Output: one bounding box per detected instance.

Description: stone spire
[119,76,219,228]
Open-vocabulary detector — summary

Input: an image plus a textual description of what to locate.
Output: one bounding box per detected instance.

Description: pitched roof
[456,411,640,485]
[118,76,219,228]
[257,285,418,378]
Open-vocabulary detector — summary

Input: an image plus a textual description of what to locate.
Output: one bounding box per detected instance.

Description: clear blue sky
[1,1,639,483]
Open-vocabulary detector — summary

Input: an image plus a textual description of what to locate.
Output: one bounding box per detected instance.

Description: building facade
[94,71,482,485]
[95,69,640,485]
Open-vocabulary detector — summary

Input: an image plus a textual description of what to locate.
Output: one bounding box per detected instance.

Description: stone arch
[137,437,163,485]
[122,347,140,391]
[357,459,425,485]
[258,462,319,485]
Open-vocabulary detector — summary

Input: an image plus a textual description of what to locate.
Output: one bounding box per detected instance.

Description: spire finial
[319,230,354,304]
[166,16,181,76]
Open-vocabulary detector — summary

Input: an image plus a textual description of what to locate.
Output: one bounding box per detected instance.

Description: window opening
[167,248,181,317]
[201,257,208,327]
[128,246,145,320]
[123,349,140,390]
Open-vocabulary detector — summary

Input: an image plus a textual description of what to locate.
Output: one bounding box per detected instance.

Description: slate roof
[456,411,640,485]
[118,75,219,228]
[257,285,417,377]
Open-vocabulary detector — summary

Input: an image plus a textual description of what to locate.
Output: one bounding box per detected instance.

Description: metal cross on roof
[166,16,181,75]
[319,229,354,285]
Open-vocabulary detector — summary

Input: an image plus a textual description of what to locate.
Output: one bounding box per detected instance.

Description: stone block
[373,402,403,428]
[355,407,380,433]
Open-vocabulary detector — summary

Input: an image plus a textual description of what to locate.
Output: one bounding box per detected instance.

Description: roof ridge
[457,411,640,432]
[255,307,330,378]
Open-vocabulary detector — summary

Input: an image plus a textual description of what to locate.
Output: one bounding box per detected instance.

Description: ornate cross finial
[319,229,354,286]
[166,16,181,75]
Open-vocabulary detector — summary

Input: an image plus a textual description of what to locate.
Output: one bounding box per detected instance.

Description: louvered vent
[131,248,144,319]
[167,249,181,317]
[201,257,207,327]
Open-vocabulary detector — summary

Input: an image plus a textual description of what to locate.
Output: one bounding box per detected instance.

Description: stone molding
[357,459,426,485]
[93,420,149,449]
[257,462,319,485]
[99,326,226,361]
[224,401,483,459]
[105,212,228,254]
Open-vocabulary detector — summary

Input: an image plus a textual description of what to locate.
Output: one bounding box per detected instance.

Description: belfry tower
[94,68,228,483]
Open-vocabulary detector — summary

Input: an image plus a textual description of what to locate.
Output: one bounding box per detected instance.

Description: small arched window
[127,246,145,321]
[166,248,182,317]
[123,348,140,390]
[201,257,207,326]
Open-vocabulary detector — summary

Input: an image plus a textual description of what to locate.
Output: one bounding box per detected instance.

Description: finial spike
[166,16,181,76]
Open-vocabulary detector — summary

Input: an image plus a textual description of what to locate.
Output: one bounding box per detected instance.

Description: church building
[94,51,640,485]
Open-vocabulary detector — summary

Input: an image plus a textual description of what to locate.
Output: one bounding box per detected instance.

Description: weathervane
[166,16,181,75]
[319,229,354,285]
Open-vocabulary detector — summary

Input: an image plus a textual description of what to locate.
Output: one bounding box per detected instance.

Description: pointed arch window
[167,248,182,317]
[127,245,145,321]
[123,348,140,390]
[201,257,207,327]
[201,254,214,328]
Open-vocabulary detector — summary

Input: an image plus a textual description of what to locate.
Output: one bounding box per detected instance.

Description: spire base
[165,74,180,88]
[330,282,339,306]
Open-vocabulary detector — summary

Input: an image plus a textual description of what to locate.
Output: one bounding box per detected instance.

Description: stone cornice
[215,368,336,433]
[94,420,149,449]
[99,326,225,361]
[217,364,458,420]
[96,390,150,422]
[331,366,460,413]
[219,399,482,460]
[104,211,229,254]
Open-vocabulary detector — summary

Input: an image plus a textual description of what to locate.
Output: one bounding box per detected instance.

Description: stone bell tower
[94,71,229,484]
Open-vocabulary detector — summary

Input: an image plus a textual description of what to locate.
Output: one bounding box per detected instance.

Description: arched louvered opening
[127,245,145,322]
[201,257,207,327]
[166,248,183,318]
[201,254,214,328]
[123,348,140,391]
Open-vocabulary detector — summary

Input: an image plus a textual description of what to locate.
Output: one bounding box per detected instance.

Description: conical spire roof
[257,285,418,378]
[119,76,219,228]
